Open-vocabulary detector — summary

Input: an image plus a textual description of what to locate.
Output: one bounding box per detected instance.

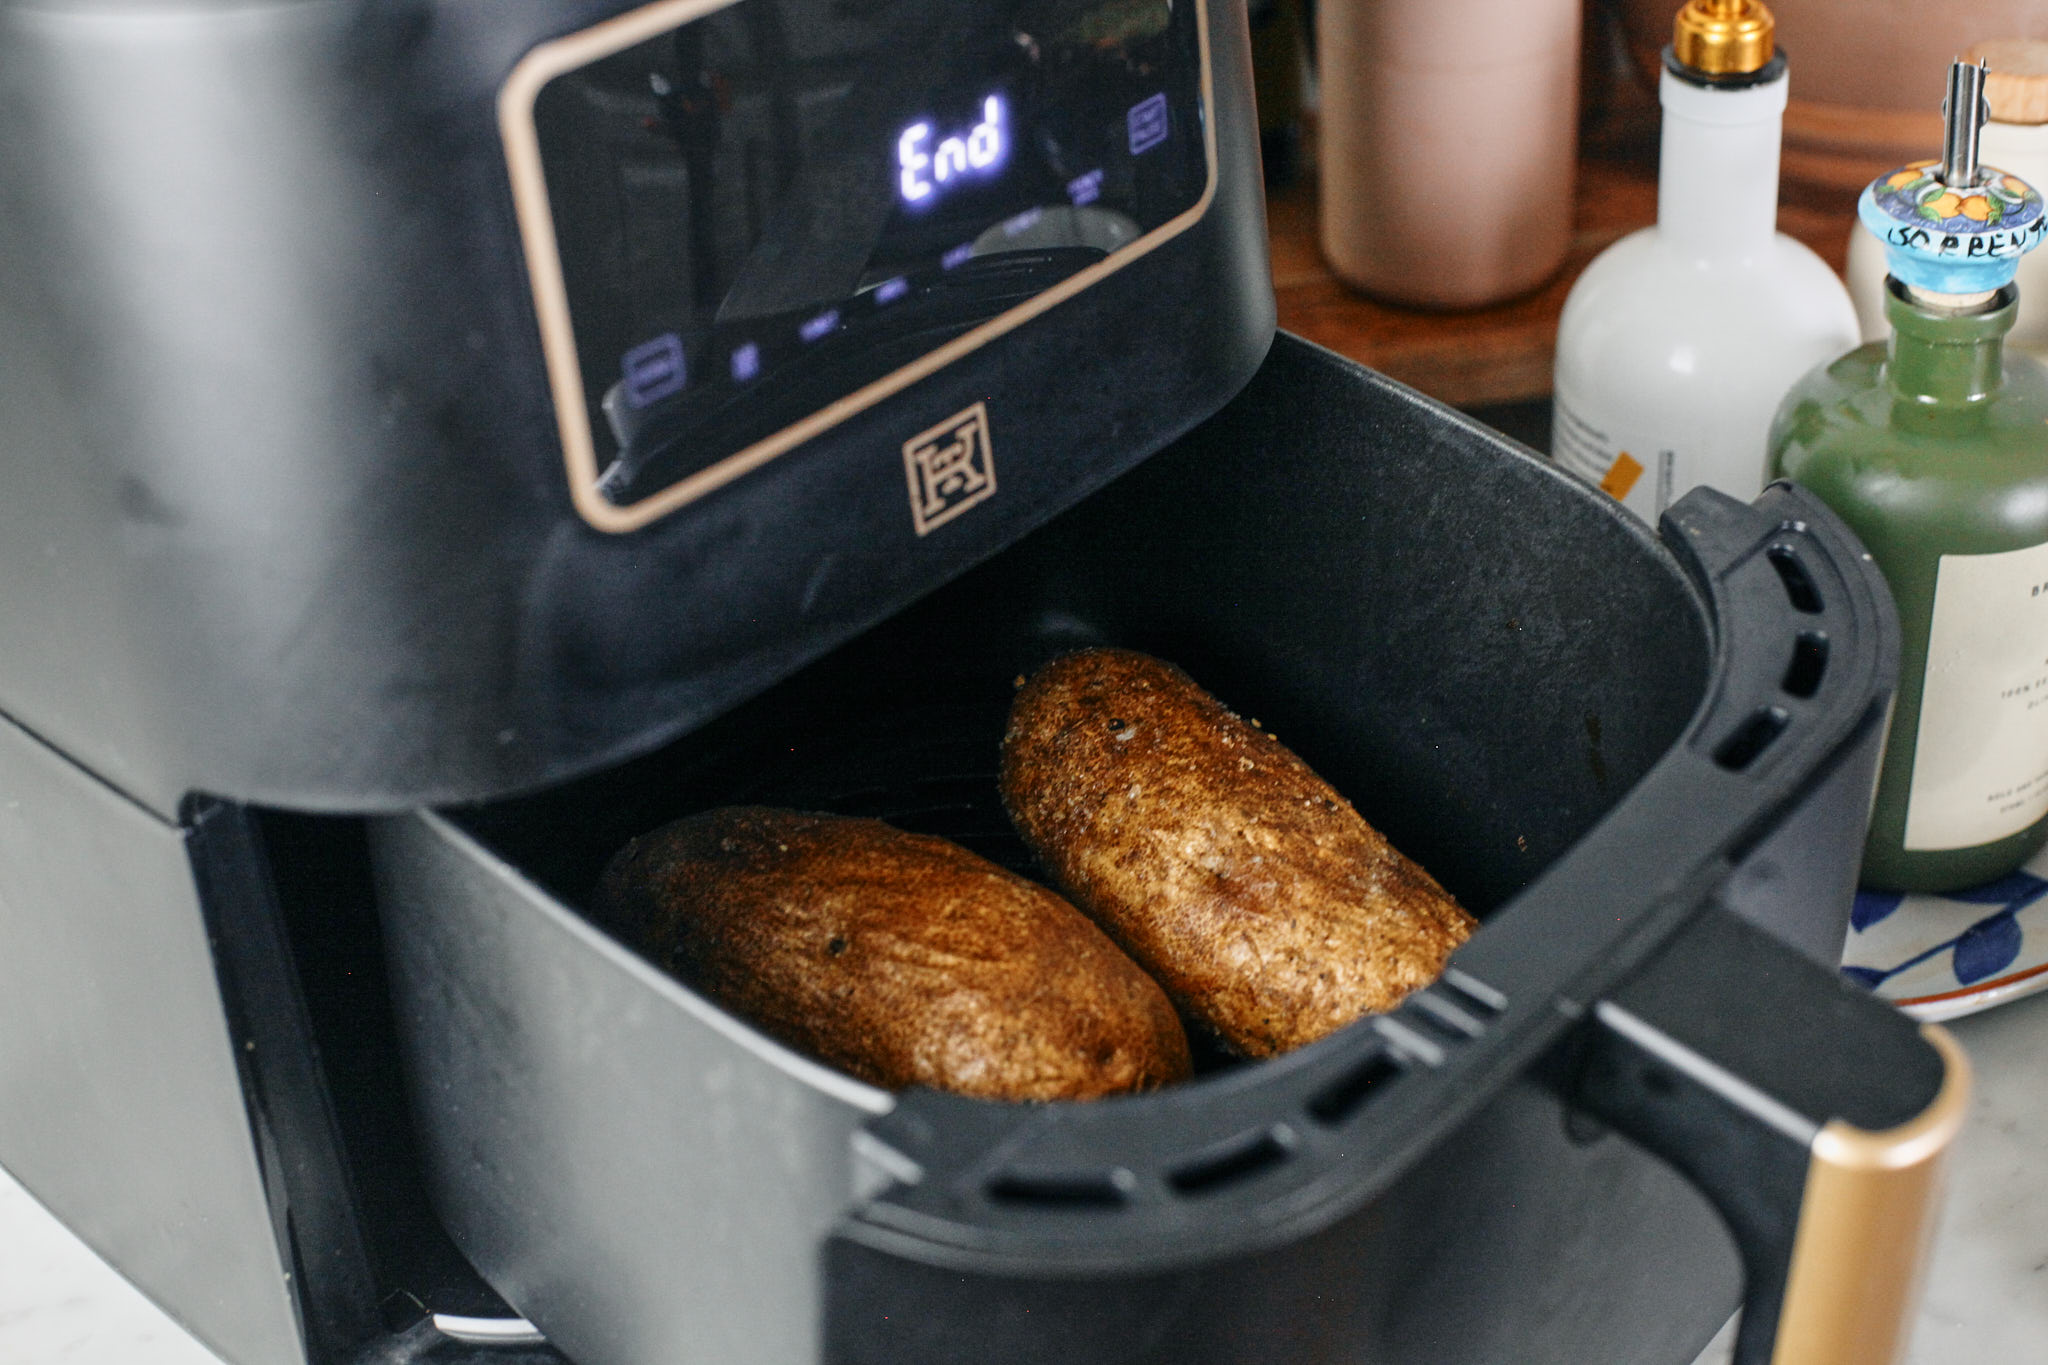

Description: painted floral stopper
[1862,61,2046,297]
[1858,160,2045,296]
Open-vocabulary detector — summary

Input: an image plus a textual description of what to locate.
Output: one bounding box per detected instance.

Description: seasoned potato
[595,806,1191,1099]
[1001,648,1475,1056]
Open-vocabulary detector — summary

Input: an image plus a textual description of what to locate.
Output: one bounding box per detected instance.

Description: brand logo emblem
[902,402,997,536]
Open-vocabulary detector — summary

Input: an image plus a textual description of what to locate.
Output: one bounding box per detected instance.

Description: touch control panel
[502,0,1216,531]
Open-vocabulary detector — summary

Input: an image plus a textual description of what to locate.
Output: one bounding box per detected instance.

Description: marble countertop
[0,1172,224,1365]
[5,987,2044,1365]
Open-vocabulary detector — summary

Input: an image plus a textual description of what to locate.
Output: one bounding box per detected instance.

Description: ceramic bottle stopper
[1551,0,1857,523]
[1854,66,2045,303]
[1771,61,2048,892]
[1848,39,2048,361]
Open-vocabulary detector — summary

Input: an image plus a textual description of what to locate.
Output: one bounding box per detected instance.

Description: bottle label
[1904,540,2048,851]
[1551,399,1677,521]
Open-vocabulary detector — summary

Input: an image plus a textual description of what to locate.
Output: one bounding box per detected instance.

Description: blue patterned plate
[1842,846,2048,1022]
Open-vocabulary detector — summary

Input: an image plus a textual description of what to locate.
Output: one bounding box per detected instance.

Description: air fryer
[0,2,1955,1365]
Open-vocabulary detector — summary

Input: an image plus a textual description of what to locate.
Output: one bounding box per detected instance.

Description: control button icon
[1127,93,1169,156]
[1067,168,1104,205]
[799,309,841,343]
[730,342,760,383]
[1001,206,1043,237]
[875,277,910,305]
[621,333,685,409]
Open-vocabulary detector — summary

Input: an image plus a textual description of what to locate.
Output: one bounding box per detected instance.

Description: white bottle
[1847,39,2048,365]
[1551,0,1857,523]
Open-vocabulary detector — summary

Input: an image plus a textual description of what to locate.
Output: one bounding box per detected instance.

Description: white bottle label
[1551,398,1677,521]
[1904,540,2048,851]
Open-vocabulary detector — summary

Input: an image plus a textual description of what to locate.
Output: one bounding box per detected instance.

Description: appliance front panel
[0,0,1272,813]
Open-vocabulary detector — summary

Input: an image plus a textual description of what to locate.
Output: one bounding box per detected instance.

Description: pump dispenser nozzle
[1941,61,1992,188]
[1857,60,2045,304]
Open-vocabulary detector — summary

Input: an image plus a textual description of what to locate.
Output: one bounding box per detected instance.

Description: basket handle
[1569,906,1968,1365]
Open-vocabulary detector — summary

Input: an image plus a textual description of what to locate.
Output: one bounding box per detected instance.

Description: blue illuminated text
[898,96,1007,206]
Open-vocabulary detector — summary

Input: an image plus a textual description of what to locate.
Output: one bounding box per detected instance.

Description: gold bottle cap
[1967,39,2048,126]
[1672,0,1775,78]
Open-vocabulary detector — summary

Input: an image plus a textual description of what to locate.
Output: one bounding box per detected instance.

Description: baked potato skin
[596,807,1191,1100]
[1000,648,1475,1057]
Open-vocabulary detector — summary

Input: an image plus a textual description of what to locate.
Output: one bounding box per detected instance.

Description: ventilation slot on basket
[1767,546,1824,614]
[986,1169,1133,1210]
[1408,990,1487,1040]
[1441,969,1507,1018]
[1782,631,1829,698]
[1307,1052,1403,1125]
[1168,1129,1293,1196]
[1714,706,1790,771]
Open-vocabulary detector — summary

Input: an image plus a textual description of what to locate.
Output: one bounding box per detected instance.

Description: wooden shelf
[1267,152,1855,411]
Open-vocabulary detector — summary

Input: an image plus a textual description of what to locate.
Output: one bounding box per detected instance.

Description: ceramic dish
[1843,846,2048,1022]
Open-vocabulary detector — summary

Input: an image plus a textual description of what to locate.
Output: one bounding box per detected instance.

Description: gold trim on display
[501,0,1221,533]
[1769,1025,1971,1365]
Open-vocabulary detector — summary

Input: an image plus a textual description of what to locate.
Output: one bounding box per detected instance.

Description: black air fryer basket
[373,335,1959,1365]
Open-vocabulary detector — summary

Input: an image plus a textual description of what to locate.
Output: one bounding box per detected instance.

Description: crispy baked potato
[1001,648,1475,1056]
[596,806,1191,1099]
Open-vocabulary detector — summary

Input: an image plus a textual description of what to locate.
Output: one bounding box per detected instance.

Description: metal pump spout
[1941,60,1992,188]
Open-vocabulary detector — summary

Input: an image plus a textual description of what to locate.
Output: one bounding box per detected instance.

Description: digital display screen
[519,0,1211,516]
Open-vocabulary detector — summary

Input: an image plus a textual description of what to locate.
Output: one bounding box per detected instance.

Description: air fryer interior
[455,336,1714,984]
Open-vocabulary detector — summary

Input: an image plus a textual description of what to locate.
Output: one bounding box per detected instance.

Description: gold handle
[1770,1025,1971,1365]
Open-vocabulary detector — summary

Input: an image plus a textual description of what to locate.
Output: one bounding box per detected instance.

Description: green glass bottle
[1770,61,2048,892]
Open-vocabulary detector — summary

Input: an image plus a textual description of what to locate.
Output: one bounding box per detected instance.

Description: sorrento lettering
[1887,218,2047,258]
